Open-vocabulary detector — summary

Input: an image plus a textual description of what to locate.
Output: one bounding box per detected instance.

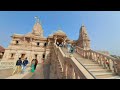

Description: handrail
[76,46,119,74]
[90,50,116,60]
[60,47,95,79]
[76,46,116,60]
[53,44,63,72]
[74,57,96,79]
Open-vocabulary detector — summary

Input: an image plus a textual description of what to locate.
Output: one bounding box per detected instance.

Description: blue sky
[0,11,120,55]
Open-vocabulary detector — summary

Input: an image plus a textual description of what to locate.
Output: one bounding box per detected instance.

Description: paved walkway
[0,69,13,79]
[0,63,50,79]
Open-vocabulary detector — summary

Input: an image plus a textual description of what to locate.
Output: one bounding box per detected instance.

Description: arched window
[10,53,15,58]
[35,54,37,59]
[16,41,19,44]
[21,54,25,59]
[44,42,47,47]
[37,42,40,46]
[43,54,45,58]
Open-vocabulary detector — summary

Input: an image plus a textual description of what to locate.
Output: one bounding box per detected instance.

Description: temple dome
[48,34,53,38]
[25,33,34,37]
[54,30,66,36]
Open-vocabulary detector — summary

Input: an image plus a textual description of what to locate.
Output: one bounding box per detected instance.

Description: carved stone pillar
[24,37,25,41]
[30,38,32,42]
[63,37,67,47]
[114,60,120,75]
[54,37,57,44]
[48,39,50,45]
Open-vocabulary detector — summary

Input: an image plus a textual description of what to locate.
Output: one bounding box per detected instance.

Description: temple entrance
[56,38,64,47]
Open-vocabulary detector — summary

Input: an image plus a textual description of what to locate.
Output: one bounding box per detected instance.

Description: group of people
[56,42,75,54]
[67,43,75,54]
[12,57,38,75]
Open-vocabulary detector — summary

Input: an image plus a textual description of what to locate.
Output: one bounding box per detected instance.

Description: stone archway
[56,38,64,46]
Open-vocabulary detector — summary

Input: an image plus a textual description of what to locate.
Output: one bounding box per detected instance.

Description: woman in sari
[31,59,35,73]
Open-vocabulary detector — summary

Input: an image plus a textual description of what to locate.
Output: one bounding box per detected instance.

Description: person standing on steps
[69,45,74,57]
[31,59,35,73]
[34,59,38,70]
[12,58,22,75]
[67,43,71,53]
[21,57,29,74]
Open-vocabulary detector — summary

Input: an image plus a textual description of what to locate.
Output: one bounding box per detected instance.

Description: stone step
[79,59,90,62]
[81,59,96,61]
[6,67,32,79]
[115,77,120,79]
[96,74,116,79]
[85,66,103,69]
[77,59,96,62]
[77,60,96,64]
[88,69,108,72]
[103,76,120,79]
[83,64,99,66]
[93,72,115,79]
[93,72,113,76]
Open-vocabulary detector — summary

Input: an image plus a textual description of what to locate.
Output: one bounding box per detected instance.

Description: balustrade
[51,44,95,79]
[0,60,15,70]
[52,44,120,78]
[76,46,120,75]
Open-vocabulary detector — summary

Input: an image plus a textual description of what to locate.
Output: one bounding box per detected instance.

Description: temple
[2,17,90,63]
[2,17,120,79]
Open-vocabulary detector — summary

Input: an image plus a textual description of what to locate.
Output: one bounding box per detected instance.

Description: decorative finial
[35,16,40,24]
[58,26,62,30]
[82,23,84,27]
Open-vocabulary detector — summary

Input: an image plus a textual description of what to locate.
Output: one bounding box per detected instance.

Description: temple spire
[32,16,43,37]
[77,24,90,50]
[58,25,62,30]
[82,23,84,27]
[35,16,41,24]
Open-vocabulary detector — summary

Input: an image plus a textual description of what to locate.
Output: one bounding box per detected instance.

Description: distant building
[0,45,5,59]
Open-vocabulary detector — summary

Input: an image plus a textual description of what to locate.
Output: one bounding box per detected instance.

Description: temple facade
[2,17,90,63]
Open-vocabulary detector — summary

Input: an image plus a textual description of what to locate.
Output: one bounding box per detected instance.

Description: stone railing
[0,60,15,70]
[76,46,120,75]
[51,44,95,79]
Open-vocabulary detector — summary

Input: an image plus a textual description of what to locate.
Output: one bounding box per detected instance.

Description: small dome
[48,34,53,38]
[54,30,66,36]
[49,34,53,36]
[25,33,34,37]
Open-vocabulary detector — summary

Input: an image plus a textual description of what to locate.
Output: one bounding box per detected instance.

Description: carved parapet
[0,60,15,70]
[113,60,120,75]
[76,46,120,75]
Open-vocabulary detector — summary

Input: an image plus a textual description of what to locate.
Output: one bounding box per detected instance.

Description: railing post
[114,60,120,75]
[113,61,118,74]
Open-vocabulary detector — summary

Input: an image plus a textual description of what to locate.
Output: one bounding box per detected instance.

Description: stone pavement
[0,62,51,79]
[30,62,50,79]
[0,69,13,79]
[6,67,32,79]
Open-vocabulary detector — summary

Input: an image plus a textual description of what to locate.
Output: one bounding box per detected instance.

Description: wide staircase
[61,47,120,79]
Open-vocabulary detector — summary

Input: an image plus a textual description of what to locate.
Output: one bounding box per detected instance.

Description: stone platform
[0,69,13,79]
